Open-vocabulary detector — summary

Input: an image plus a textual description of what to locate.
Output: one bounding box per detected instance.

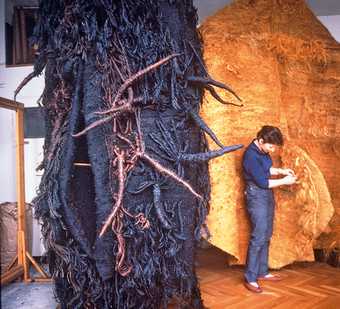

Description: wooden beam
[1,265,24,286]
[15,109,26,233]
[26,251,49,278]
[0,97,24,111]
[4,255,18,273]
[16,108,30,281]
[33,278,53,283]
[19,9,28,63]
[14,7,21,64]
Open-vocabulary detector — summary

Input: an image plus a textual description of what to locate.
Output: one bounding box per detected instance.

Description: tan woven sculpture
[200,0,339,268]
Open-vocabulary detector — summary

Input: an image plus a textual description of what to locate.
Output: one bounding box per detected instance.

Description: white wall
[0,68,45,203]
[0,108,16,201]
[0,0,5,65]
[194,0,232,25]
[318,15,340,42]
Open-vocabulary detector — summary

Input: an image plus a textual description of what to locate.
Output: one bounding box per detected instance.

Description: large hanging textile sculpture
[16,1,242,308]
[199,0,338,268]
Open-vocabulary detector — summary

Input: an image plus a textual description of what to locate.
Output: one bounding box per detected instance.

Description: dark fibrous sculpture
[18,1,242,308]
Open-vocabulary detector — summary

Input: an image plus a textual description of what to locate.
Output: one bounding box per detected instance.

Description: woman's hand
[268,173,298,188]
[282,174,297,185]
[280,168,295,176]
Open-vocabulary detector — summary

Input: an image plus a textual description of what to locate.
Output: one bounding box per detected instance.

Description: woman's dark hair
[256,125,284,146]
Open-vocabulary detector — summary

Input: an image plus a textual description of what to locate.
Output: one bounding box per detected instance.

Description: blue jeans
[244,182,275,283]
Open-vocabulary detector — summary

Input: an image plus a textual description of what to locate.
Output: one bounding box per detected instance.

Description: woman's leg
[258,192,275,277]
[244,189,270,283]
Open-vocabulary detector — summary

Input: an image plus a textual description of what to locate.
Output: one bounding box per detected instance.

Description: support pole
[15,107,30,281]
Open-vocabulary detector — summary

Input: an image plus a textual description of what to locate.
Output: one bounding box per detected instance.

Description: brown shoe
[244,281,263,293]
[258,273,283,281]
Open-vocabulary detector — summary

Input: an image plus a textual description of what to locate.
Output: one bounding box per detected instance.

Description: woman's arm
[270,167,295,176]
[268,175,297,188]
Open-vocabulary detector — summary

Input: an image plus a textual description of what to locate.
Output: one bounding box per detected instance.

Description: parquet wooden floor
[194,246,340,309]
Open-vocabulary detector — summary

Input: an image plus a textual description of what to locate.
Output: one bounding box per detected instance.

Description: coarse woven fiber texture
[200,0,339,268]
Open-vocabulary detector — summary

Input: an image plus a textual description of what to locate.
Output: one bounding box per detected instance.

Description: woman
[243,125,297,293]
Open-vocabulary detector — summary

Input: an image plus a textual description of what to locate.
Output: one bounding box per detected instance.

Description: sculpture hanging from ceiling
[200,0,338,268]
[16,1,242,308]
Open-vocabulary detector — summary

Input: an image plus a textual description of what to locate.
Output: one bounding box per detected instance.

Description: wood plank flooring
[195,246,340,309]
[2,246,339,308]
